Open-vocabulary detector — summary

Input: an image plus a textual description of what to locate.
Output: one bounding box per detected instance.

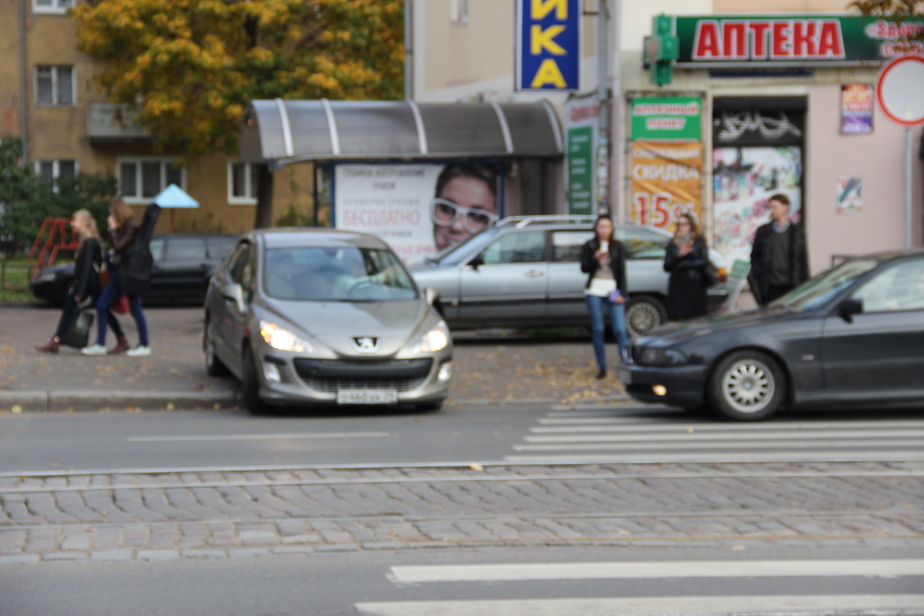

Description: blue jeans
[96,275,148,347]
[585,294,628,372]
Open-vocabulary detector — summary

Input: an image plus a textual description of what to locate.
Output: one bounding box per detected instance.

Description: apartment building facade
[1,0,314,236]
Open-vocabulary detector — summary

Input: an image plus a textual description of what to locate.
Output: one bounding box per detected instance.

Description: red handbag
[112,293,130,314]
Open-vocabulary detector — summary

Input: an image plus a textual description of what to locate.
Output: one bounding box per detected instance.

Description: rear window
[207,236,238,260]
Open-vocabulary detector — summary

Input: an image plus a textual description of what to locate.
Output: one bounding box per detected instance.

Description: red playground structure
[28,217,78,280]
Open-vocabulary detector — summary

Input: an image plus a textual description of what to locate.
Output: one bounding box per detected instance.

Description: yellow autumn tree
[74,0,404,158]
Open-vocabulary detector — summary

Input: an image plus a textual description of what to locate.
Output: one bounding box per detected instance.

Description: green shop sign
[672,15,924,66]
[630,97,701,141]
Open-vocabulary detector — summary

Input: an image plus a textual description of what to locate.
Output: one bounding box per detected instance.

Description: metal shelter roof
[239,99,564,165]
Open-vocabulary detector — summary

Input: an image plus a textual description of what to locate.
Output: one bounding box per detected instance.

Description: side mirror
[468,255,484,270]
[424,286,444,317]
[838,298,863,323]
[221,283,246,314]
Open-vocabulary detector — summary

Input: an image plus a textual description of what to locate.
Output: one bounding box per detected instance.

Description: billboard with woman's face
[334,163,501,264]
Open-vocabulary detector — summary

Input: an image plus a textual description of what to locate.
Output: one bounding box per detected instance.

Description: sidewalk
[0,305,627,412]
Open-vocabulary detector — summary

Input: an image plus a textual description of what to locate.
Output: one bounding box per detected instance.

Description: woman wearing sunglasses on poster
[430,165,500,251]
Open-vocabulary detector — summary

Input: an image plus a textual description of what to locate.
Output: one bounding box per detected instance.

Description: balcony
[87,103,153,144]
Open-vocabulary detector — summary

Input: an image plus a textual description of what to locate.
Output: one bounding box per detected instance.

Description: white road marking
[534,418,924,430]
[524,429,924,442]
[356,595,924,616]
[514,439,924,451]
[127,432,390,442]
[389,559,924,583]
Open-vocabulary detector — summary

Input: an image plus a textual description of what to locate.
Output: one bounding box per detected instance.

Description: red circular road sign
[876,55,924,126]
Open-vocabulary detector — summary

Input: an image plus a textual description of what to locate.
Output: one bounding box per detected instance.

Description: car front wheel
[708,350,785,421]
[625,295,667,337]
[242,345,270,415]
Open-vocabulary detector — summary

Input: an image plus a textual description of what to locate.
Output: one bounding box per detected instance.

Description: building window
[36,159,77,190]
[228,162,259,205]
[33,0,74,14]
[35,65,74,106]
[450,0,468,25]
[118,158,184,203]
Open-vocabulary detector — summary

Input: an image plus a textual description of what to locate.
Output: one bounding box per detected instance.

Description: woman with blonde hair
[82,199,150,356]
[36,209,127,353]
[663,212,709,320]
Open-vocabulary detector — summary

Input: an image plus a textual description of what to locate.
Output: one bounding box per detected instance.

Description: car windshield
[263,246,418,302]
[770,258,879,311]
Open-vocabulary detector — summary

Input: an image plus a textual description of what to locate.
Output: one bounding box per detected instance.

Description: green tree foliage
[0,138,118,257]
[73,0,404,159]
[851,0,924,17]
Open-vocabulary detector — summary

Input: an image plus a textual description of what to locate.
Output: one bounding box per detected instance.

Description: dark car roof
[252,228,390,250]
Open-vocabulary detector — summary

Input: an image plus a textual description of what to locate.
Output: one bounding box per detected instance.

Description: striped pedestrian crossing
[356,559,924,615]
[503,406,924,463]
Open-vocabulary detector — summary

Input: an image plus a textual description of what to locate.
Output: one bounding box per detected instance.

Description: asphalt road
[3,545,923,616]
[1,402,923,472]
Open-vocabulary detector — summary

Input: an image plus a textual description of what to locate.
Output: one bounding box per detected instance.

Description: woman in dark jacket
[663,213,708,320]
[36,209,127,353]
[82,199,150,357]
[580,214,629,379]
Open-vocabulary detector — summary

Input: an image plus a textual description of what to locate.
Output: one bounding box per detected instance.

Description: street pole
[19,0,28,163]
[596,0,610,215]
[906,126,912,249]
[404,0,413,100]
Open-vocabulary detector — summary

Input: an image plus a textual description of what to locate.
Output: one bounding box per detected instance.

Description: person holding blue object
[580,214,629,380]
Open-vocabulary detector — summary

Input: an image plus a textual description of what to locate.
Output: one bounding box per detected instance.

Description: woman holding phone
[580,215,629,379]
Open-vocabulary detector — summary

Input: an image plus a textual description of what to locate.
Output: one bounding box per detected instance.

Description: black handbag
[60,305,95,349]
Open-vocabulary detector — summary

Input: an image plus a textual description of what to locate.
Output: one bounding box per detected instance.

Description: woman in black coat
[663,213,708,320]
[36,209,127,353]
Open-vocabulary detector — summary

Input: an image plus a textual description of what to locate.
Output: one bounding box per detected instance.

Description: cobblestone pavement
[1,461,923,563]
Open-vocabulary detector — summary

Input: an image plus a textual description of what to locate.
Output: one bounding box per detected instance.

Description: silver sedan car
[203,229,452,414]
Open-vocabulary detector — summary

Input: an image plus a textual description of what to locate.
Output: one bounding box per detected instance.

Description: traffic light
[646,14,678,86]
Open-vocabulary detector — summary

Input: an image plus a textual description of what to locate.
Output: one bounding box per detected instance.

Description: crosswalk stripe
[388,559,924,583]
[514,438,924,451]
[356,595,924,616]
[504,451,924,463]
[524,429,924,441]
[534,418,924,430]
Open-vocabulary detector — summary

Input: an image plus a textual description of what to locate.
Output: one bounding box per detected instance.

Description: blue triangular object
[151,184,199,209]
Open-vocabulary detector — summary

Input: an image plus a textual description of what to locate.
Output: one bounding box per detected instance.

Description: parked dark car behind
[30,233,239,306]
[618,251,924,421]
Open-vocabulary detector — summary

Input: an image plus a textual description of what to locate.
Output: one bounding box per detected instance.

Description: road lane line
[127,432,390,442]
[534,418,924,430]
[356,595,924,616]
[389,559,924,583]
[505,451,924,462]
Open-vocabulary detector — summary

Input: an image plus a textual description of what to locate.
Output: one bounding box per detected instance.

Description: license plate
[336,389,398,405]
[616,366,633,385]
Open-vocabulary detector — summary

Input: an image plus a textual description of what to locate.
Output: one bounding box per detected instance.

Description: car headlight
[640,347,688,366]
[259,321,315,354]
[407,320,450,353]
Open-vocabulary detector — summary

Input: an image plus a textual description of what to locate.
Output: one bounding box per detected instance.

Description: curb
[0,390,240,412]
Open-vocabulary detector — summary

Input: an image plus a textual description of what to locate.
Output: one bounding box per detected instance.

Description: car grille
[293,359,432,392]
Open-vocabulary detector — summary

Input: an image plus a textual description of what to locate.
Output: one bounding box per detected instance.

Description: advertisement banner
[837,176,862,212]
[630,142,703,231]
[564,98,598,215]
[674,16,924,67]
[630,97,702,141]
[841,83,874,134]
[515,0,581,91]
[713,146,803,266]
[335,164,501,264]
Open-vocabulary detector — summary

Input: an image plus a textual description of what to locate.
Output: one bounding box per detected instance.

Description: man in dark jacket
[750,193,809,305]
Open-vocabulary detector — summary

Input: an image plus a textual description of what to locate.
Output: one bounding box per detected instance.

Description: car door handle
[524,270,544,278]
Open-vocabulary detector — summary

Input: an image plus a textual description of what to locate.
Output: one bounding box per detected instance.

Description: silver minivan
[203,229,452,414]
[409,216,728,337]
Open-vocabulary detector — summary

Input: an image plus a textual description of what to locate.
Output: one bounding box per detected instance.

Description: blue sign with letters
[516,0,581,91]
